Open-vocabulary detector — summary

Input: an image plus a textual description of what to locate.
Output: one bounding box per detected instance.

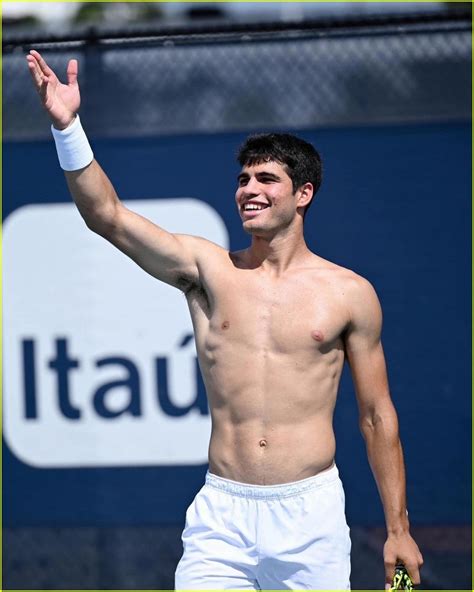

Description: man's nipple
[311,329,324,342]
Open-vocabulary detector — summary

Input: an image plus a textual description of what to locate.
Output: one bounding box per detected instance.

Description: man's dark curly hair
[237,133,322,217]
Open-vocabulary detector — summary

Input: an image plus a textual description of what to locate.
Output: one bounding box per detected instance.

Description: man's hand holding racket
[384,531,423,589]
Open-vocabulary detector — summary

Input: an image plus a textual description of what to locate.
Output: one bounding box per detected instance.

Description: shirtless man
[27,50,423,590]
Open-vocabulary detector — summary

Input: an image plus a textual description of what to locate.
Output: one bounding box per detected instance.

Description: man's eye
[239,179,248,186]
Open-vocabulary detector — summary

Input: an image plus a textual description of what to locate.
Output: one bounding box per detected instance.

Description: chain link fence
[3,14,471,140]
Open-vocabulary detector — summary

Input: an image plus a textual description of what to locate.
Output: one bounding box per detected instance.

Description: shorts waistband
[205,464,339,499]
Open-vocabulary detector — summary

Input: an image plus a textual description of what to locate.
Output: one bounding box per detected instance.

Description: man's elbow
[359,401,399,441]
[359,409,379,439]
[83,212,112,236]
[81,203,119,237]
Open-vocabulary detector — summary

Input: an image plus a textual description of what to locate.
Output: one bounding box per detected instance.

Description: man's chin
[242,218,261,231]
[242,220,272,237]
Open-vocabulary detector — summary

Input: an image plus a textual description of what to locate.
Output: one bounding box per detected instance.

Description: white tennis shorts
[175,464,351,590]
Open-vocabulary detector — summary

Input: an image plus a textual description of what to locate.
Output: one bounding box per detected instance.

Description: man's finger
[405,563,420,586]
[29,49,54,77]
[67,59,78,86]
[384,560,396,588]
[26,56,45,89]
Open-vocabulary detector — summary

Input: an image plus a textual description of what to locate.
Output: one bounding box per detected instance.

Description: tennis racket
[390,564,413,591]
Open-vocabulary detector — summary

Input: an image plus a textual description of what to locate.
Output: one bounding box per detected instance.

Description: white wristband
[51,114,94,171]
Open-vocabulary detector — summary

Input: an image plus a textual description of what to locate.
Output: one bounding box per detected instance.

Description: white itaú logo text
[4,199,228,468]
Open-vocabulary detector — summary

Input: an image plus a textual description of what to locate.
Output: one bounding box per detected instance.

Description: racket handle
[391,564,414,591]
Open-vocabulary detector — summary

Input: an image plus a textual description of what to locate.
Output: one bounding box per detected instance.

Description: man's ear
[297,182,314,209]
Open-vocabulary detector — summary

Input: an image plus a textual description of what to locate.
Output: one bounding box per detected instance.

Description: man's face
[235,160,300,236]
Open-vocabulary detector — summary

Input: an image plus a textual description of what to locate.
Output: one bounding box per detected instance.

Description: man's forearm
[361,403,410,534]
[65,159,120,236]
[51,116,120,234]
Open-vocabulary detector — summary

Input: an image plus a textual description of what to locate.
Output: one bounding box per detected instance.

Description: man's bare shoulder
[177,234,229,259]
[310,254,366,284]
[309,254,379,308]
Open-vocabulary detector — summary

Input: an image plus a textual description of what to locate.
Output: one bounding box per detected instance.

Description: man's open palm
[26,49,80,129]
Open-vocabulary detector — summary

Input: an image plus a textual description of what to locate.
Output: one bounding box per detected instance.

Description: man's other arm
[344,275,423,588]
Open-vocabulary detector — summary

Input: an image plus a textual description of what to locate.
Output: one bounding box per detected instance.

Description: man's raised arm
[343,275,423,589]
[26,50,209,291]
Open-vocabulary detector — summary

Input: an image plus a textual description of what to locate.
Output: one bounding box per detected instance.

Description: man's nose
[242,177,260,196]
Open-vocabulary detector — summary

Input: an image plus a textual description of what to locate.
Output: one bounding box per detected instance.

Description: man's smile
[241,200,270,218]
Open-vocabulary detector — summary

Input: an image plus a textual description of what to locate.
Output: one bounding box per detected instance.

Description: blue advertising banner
[4,123,470,527]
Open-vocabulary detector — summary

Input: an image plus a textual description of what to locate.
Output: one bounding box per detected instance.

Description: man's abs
[200,343,345,485]
[207,414,337,485]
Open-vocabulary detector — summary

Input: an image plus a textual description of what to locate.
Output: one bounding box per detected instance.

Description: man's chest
[193,271,350,353]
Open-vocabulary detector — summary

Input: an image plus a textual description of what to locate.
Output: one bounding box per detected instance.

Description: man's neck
[247,230,312,275]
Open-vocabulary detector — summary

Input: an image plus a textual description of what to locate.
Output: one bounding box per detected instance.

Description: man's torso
[185,246,356,485]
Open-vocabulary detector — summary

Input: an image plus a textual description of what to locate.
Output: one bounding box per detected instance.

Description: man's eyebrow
[256,171,281,180]
[237,171,282,182]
